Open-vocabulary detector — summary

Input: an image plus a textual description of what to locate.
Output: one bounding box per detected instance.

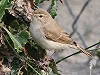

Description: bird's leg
[49,50,58,60]
[49,51,56,60]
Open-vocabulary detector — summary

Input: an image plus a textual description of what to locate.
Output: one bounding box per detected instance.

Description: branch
[56,41,100,64]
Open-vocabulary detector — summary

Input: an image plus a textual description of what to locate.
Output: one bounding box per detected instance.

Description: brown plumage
[30,9,94,58]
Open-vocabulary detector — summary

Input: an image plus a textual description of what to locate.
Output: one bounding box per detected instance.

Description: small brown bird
[29,8,94,58]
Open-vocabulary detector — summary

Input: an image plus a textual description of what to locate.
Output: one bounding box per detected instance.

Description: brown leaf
[9,0,34,23]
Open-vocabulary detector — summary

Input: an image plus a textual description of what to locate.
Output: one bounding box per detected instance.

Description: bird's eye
[39,15,43,18]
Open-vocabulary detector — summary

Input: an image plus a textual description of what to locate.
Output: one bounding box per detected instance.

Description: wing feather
[43,18,75,45]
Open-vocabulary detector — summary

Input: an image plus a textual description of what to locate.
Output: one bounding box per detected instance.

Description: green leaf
[10,58,20,75]
[48,67,58,75]
[49,60,60,75]
[10,20,20,30]
[0,0,9,20]
[26,62,41,75]
[15,31,29,45]
[3,26,22,52]
[49,0,57,18]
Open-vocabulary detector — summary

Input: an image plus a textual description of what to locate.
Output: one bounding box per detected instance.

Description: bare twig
[56,41,100,64]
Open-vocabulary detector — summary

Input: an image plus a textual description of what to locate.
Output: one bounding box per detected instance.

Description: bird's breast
[29,21,49,49]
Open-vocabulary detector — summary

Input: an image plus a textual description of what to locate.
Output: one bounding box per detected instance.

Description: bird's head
[32,9,51,24]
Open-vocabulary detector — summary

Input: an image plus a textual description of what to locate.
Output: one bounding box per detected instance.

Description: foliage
[0,0,59,75]
[49,0,57,18]
[0,0,9,20]
[0,0,100,75]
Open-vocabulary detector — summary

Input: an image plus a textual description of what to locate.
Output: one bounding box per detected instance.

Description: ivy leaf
[49,0,57,18]
[15,31,29,45]
[0,0,9,20]
[3,26,22,53]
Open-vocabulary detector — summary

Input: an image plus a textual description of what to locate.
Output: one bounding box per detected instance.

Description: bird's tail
[76,44,94,59]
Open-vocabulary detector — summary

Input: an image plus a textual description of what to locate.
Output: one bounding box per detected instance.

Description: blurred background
[40,0,100,75]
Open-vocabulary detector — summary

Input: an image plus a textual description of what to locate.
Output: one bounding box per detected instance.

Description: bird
[29,8,94,59]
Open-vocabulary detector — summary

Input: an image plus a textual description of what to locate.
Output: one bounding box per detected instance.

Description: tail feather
[76,44,93,59]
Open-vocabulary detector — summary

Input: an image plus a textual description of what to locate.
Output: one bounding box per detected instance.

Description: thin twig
[56,41,100,64]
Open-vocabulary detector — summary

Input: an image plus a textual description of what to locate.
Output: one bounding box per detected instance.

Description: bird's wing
[42,18,93,58]
[43,19,75,45]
